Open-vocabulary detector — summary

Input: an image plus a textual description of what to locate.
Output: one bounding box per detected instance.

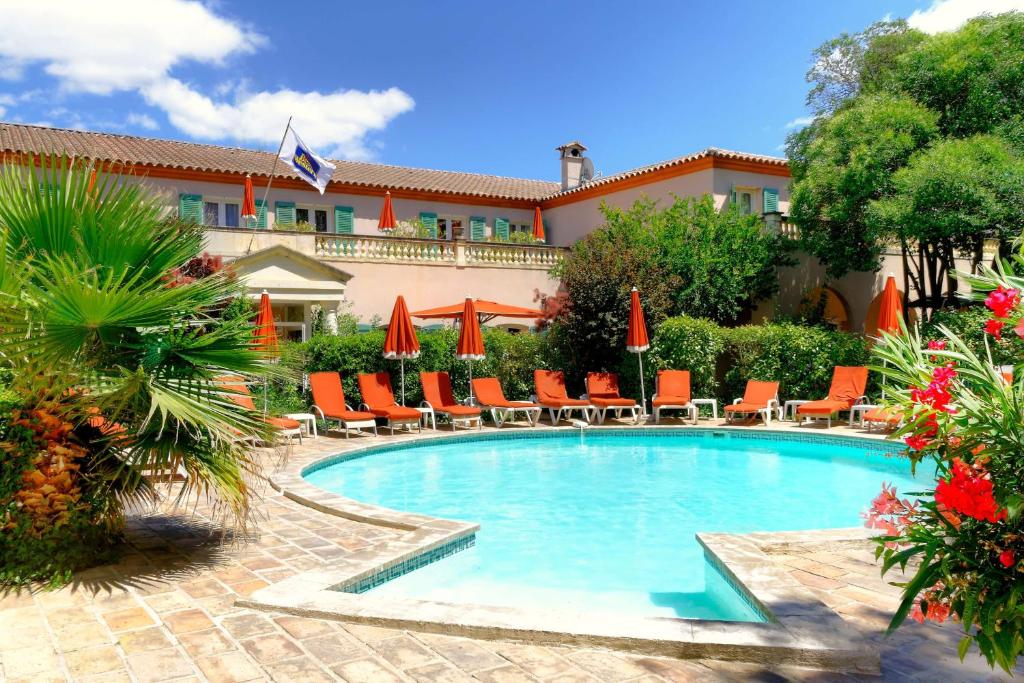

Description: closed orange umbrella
[383,295,420,404]
[378,190,397,232]
[532,206,545,243]
[876,274,903,336]
[457,297,485,401]
[626,287,650,417]
[242,174,257,226]
[253,290,278,355]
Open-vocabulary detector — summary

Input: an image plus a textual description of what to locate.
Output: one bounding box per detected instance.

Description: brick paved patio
[0,422,1017,682]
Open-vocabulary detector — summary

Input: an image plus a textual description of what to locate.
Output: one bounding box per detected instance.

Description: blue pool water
[304,431,926,621]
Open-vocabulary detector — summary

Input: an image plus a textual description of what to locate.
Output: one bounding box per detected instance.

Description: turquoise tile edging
[702,549,774,624]
[334,533,476,594]
[301,427,905,478]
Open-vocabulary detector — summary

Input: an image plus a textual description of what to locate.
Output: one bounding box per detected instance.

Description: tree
[803,20,922,116]
[645,195,794,322]
[0,159,275,585]
[869,135,1024,311]
[788,94,939,277]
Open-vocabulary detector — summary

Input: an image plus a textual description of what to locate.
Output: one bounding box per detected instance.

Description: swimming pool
[304,430,925,621]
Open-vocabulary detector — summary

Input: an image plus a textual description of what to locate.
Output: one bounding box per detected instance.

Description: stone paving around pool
[0,418,1018,682]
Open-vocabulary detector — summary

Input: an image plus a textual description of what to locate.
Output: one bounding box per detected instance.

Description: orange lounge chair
[534,370,593,424]
[357,372,423,434]
[471,377,542,427]
[796,366,869,427]
[862,405,902,431]
[219,377,303,443]
[653,370,696,424]
[420,371,482,430]
[585,372,640,424]
[724,380,780,425]
[309,372,378,438]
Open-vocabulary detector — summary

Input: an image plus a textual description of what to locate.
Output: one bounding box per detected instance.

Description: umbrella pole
[637,352,647,418]
[400,358,406,406]
[468,360,474,403]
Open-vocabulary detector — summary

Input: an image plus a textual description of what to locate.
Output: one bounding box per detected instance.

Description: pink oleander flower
[934,458,1006,524]
[985,286,1020,319]
[984,318,1005,340]
[999,549,1016,569]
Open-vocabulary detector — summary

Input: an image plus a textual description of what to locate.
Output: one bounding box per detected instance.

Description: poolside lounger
[218,377,303,444]
[534,370,593,425]
[652,369,697,424]
[357,372,423,434]
[471,377,542,427]
[724,380,780,426]
[420,371,482,430]
[796,366,869,427]
[309,372,378,438]
[862,405,902,431]
[585,372,640,424]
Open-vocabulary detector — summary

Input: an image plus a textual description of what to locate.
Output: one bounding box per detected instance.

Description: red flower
[999,549,1015,568]
[984,286,1020,319]
[905,434,931,451]
[927,339,947,351]
[984,318,1005,340]
[934,458,1006,524]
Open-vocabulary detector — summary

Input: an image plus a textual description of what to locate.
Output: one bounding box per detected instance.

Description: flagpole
[246,116,293,254]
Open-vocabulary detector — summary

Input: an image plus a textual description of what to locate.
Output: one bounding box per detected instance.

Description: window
[437,216,465,240]
[296,207,329,232]
[732,186,760,216]
[224,203,240,227]
[738,192,752,215]
[509,222,531,236]
[203,201,219,226]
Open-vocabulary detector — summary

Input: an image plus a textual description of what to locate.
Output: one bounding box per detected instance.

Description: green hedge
[923,305,1022,367]
[647,316,874,403]
[302,328,550,406]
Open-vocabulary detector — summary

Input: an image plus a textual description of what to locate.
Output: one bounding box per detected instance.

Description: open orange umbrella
[242,174,257,226]
[383,295,420,405]
[876,274,903,336]
[456,297,485,401]
[378,190,397,232]
[411,299,543,324]
[626,287,650,417]
[532,206,546,243]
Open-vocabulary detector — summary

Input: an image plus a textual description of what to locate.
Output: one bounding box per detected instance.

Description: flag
[278,126,335,194]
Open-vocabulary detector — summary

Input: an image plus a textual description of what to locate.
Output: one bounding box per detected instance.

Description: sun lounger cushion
[265,416,301,430]
[653,395,690,407]
[535,370,590,407]
[864,406,901,424]
[472,378,541,409]
[590,396,636,408]
[797,367,868,416]
[421,372,481,417]
[797,399,850,415]
[310,372,377,422]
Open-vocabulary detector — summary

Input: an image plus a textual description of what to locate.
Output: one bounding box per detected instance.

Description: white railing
[779,220,800,240]
[314,234,564,269]
[464,242,564,268]
[315,234,456,263]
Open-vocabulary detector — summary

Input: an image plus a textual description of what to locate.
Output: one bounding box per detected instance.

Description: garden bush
[922,305,1022,367]
[648,316,724,398]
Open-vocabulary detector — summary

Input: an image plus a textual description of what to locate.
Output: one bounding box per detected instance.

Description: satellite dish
[580,157,595,184]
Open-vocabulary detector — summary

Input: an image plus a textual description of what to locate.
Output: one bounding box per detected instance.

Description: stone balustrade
[313,233,564,269]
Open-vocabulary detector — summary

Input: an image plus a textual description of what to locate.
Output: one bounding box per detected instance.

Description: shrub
[648,317,724,398]
[721,323,873,402]
[922,305,1022,367]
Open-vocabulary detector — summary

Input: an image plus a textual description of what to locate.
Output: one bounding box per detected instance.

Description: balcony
[205,227,565,270]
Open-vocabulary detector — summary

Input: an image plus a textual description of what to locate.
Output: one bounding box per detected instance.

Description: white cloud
[142,79,414,160]
[906,0,1024,33]
[785,116,816,129]
[126,112,159,131]
[0,0,415,159]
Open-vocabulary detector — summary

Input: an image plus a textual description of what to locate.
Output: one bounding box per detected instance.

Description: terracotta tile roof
[0,122,560,202]
[553,147,789,197]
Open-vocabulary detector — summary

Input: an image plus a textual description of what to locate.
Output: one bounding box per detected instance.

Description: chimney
[556,141,589,191]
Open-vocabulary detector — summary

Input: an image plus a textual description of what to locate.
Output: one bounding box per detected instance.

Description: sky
[0,0,1021,181]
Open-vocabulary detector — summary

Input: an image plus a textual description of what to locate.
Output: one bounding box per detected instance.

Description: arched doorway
[799,287,852,331]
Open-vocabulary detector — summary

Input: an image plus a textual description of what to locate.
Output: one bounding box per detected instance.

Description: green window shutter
[762,188,779,213]
[541,219,550,244]
[419,212,438,239]
[334,206,354,234]
[469,215,486,241]
[495,217,510,240]
[729,184,737,208]
[255,199,268,229]
[275,201,296,227]
[179,193,202,223]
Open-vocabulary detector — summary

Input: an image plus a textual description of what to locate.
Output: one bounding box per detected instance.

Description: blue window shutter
[469,215,486,241]
[762,188,779,213]
[334,206,354,234]
[275,201,296,227]
[494,217,509,240]
[541,219,549,244]
[419,212,438,239]
[729,184,737,208]
[178,193,203,223]
[255,199,268,229]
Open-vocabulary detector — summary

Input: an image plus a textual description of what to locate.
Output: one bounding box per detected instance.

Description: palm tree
[0,158,278,581]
